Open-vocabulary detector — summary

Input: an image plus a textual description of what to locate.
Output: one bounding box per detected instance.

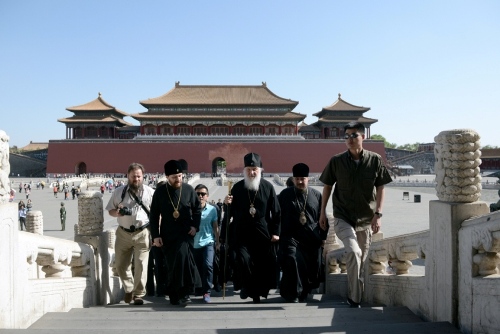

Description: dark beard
[128,182,141,191]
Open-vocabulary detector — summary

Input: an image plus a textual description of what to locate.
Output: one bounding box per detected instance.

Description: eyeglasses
[344,133,361,140]
[196,192,207,197]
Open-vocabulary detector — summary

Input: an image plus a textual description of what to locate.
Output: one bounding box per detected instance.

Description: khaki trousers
[333,218,372,303]
[114,227,151,298]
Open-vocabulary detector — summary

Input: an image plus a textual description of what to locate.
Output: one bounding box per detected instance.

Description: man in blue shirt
[193,184,220,303]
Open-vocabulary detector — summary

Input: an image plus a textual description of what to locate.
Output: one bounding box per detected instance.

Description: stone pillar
[26,210,43,235]
[77,191,104,235]
[323,214,340,255]
[0,130,22,327]
[75,191,121,305]
[0,202,21,328]
[105,229,119,277]
[434,129,482,203]
[427,201,489,324]
[0,130,11,205]
[427,129,489,324]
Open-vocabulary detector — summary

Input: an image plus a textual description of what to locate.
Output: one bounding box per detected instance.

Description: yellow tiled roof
[311,116,378,127]
[139,83,299,107]
[66,93,128,116]
[313,94,370,117]
[317,116,377,123]
[58,115,133,126]
[20,142,49,151]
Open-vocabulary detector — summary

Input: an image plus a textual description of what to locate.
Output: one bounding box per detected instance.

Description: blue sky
[1,1,499,148]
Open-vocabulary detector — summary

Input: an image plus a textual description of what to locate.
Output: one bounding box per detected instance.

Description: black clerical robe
[278,186,327,301]
[226,178,281,299]
[150,182,201,302]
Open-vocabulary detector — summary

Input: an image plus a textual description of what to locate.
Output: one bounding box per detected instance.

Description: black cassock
[225,178,281,299]
[278,186,328,302]
[150,183,201,303]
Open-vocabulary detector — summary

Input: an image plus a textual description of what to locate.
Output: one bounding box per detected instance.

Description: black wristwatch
[375,212,383,218]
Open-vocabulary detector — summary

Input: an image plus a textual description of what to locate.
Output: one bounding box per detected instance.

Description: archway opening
[212,157,226,177]
[76,162,87,175]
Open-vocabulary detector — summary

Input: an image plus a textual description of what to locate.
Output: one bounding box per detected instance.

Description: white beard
[243,169,261,191]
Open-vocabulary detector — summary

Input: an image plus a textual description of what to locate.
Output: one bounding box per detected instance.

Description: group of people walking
[106,122,392,308]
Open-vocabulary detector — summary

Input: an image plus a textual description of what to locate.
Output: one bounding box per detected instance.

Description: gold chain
[248,188,259,217]
[166,184,182,218]
[248,188,258,206]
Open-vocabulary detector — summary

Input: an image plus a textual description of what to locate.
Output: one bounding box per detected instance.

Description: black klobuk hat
[164,160,183,176]
[243,153,262,168]
[292,163,309,177]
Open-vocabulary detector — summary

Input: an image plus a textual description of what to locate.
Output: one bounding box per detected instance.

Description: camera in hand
[119,207,133,216]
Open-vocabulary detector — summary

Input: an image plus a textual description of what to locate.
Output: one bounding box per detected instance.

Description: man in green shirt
[319,122,392,308]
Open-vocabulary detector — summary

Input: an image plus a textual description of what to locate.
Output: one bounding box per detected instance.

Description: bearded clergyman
[224,152,281,303]
[150,160,201,306]
[278,163,328,303]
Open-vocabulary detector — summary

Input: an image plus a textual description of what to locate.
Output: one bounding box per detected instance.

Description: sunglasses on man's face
[344,133,361,140]
[196,192,207,197]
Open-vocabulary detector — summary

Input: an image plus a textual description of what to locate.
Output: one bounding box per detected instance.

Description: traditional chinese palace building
[58,93,133,140]
[48,83,386,174]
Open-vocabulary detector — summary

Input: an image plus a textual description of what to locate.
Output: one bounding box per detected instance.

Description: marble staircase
[1,290,461,334]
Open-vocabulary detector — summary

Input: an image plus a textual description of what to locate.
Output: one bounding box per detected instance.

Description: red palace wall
[46,140,387,175]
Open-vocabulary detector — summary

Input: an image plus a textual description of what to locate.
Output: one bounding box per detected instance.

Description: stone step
[1,322,461,334]
[0,291,460,333]
[26,294,428,331]
[30,307,422,329]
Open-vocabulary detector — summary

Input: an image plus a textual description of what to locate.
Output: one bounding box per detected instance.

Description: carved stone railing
[458,210,500,334]
[2,226,100,328]
[220,175,242,187]
[273,174,286,186]
[79,176,107,189]
[325,229,430,322]
[187,173,200,185]
[368,231,428,275]
[327,230,428,276]
[20,231,95,278]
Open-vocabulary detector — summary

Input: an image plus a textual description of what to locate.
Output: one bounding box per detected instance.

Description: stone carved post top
[0,129,11,204]
[434,129,482,203]
[78,191,103,199]
[78,190,104,235]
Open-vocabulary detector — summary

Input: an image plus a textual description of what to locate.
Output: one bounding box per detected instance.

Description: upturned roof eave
[66,94,129,117]
[312,95,371,117]
[66,107,129,117]
[57,117,133,126]
[138,102,299,109]
[311,117,378,127]
[129,113,305,122]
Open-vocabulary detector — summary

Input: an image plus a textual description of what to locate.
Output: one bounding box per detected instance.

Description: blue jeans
[193,243,215,295]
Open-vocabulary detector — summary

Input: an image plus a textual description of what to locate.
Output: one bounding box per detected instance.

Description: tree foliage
[370,134,397,148]
[371,134,421,151]
[397,143,420,152]
[373,134,500,151]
